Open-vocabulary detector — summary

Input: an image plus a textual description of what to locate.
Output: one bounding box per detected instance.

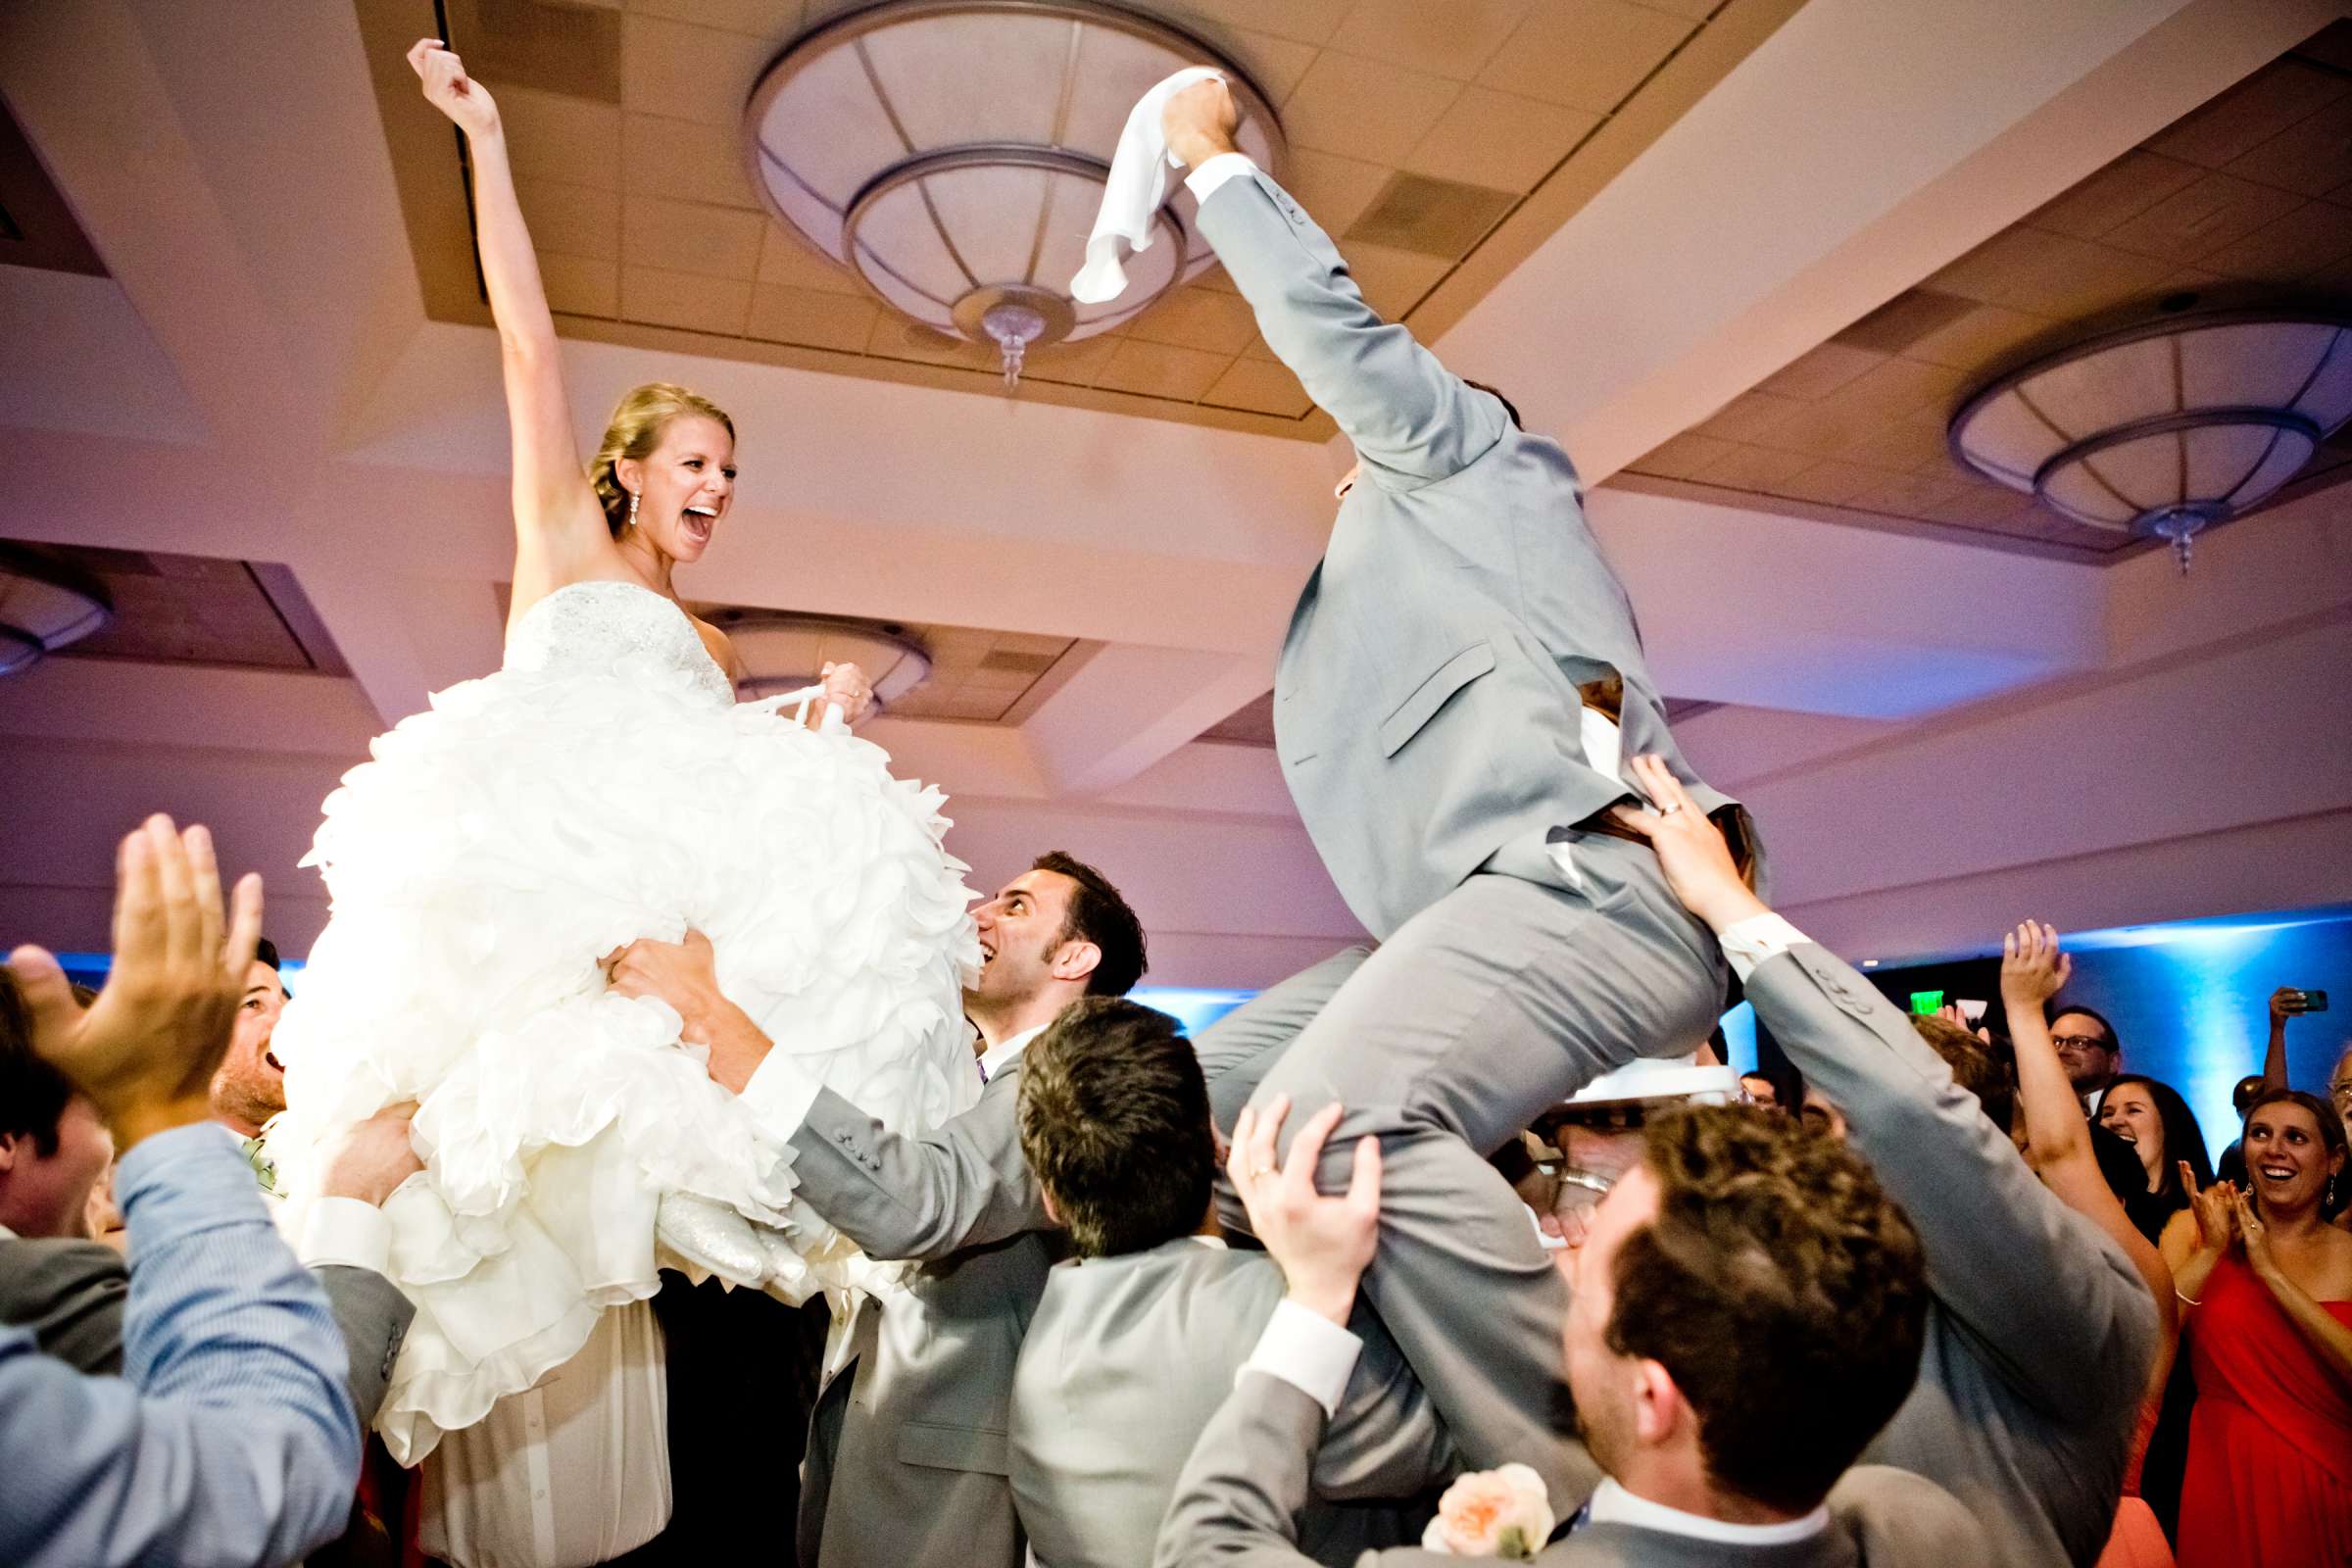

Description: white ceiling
[2,0,2349,986]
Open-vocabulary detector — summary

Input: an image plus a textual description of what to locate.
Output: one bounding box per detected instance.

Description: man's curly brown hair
[1604,1104,1929,1514]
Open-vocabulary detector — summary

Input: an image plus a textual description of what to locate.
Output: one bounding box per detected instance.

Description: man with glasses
[2331,1043,2352,1151]
[2048,1005,2124,1114]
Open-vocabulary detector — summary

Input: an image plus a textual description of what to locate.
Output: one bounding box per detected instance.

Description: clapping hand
[1228,1095,1381,1326]
[2231,1187,2278,1281]
[6,815,263,1149]
[408,38,501,140]
[2001,921,2072,1009]
[2182,1161,2239,1257]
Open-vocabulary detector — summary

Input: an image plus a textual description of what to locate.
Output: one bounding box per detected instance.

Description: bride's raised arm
[408,39,615,607]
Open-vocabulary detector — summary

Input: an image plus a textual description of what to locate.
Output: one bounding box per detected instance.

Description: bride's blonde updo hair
[588,382,737,537]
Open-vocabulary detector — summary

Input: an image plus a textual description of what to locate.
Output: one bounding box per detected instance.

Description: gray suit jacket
[1011,1238,1457,1568]
[0,1235,414,1423]
[1156,1372,1988,1568]
[1744,945,2160,1568]
[789,1064,1059,1568]
[1195,169,1752,941]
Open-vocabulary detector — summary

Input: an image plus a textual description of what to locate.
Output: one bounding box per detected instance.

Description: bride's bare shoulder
[692,616,740,681]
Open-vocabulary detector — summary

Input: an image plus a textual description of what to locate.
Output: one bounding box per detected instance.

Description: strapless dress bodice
[506,579,734,708]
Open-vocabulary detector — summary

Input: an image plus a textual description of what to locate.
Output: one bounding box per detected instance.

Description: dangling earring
[626,489,640,529]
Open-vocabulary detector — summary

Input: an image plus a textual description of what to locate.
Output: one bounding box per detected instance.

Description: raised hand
[819,661,874,725]
[2269,985,2307,1025]
[1609,754,1766,932]
[408,38,501,140]
[1228,1095,1382,1325]
[6,814,263,1149]
[1161,75,1240,170]
[2001,921,2072,1008]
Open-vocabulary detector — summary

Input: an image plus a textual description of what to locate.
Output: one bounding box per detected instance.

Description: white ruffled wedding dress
[269,578,980,1467]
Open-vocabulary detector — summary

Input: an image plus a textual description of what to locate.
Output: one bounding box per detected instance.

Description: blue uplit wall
[1861,908,2352,1164]
[1132,986,1256,1036]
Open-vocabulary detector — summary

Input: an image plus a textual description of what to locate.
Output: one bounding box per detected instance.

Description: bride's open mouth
[682,505,717,545]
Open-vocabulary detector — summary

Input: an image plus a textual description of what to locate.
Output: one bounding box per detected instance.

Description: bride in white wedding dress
[265,39,979,1566]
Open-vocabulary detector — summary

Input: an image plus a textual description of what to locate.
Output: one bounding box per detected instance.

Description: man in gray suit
[1607,754,2159,1568]
[608,850,1149,1568]
[1151,78,1763,1501]
[1009,997,1457,1567]
[1156,1090,1984,1567]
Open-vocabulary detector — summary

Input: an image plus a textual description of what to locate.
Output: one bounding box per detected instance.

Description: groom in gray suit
[1156,1091,1985,1567]
[610,851,1150,1568]
[1009,997,1458,1567]
[1155,78,1761,1501]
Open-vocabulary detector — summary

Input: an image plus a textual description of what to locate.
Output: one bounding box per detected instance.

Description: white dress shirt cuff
[1239,1298,1362,1419]
[297,1195,393,1274]
[1184,152,1258,206]
[740,1048,825,1145]
[1718,911,1811,982]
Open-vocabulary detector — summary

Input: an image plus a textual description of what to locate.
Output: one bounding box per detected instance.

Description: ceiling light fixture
[743,0,1285,388]
[1949,297,2352,573]
[705,610,932,712]
[0,545,112,676]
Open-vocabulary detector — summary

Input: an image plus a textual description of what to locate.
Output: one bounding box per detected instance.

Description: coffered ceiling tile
[1764,396,1884,459]
[1341,241,1451,319]
[1479,0,1696,114]
[1221,29,1318,106]
[2225,95,2352,196]
[448,0,621,101]
[1627,431,1736,481]
[1698,445,1815,491]
[1831,416,1953,474]
[1756,341,1885,402]
[747,282,876,353]
[514,179,620,262]
[1328,0,1536,82]
[1191,263,1239,295]
[2148,59,2347,169]
[1281,147,1396,237]
[1280,52,1463,165]
[1903,303,2058,372]
[756,224,863,293]
[1925,227,2173,318]
[1844,470,1967,518]
[621,14,777,129]
[629,0,806,44]
[1166,0,1355,48]
[621,264,753,335]
[1773,460,1903,508]
[1634,0,1722,17]
[1829,289,1979,355]
[1095,340,1230,401]
[1202,357,1313,418]
[498,87,624,192]
[1346,172,1516,258]
[623,196,766,280]
[1242,331,1283,365]
[1013,333,1123,388]
[1402,87,1597,194]
[2102,172,2306,265]
[1834,356,1970,420]
[1693,390,1805,446]
[1127,288,1258,355]
[2201,198,2352,283]
[2025,150,2204,241]
[539,253,619,318]
[865,314,997,370]
[623,114,761,209]
[1921,484,2038,530]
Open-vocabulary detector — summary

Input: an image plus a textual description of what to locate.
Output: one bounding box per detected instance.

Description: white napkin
[1070,66,1224,305]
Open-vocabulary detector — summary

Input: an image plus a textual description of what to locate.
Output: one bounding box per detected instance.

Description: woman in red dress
[2174,1088,2352,1565]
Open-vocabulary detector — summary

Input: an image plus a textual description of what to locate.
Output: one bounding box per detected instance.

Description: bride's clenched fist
[408,38,501,140]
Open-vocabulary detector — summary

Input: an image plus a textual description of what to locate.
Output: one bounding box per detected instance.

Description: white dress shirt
[977,1021,1049,1084]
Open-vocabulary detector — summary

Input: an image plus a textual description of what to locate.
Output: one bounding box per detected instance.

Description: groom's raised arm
[1166,82,1508,490]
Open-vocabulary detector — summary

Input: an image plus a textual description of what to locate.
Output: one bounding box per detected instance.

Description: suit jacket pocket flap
[897,1420,1011,1476]
[1378,643,1494,758]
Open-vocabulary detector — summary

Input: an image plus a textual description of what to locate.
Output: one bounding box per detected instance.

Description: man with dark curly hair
[1158,1097,1985,1566]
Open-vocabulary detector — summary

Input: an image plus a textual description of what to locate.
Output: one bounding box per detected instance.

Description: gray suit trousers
[1236,839,1725,1509]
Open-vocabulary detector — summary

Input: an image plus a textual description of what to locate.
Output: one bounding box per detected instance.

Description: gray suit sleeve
[313,1264,414,1427]
[1155,1371,1348,1568]
[1313,1306,1459,1501]
[787,1071,1049,1262]
[1194,171,1508,490]
[1747,945,2158,1417]
[0,1240,130,1375]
